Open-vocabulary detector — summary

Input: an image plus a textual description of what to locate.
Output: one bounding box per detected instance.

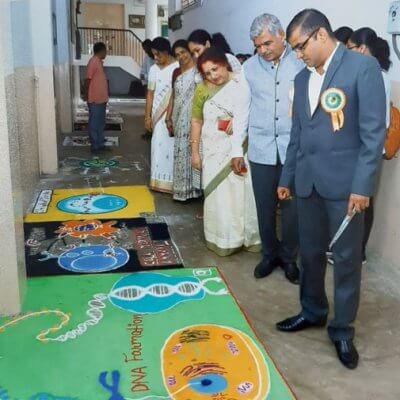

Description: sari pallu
[172,68,202,201]
[148,62,178,193]
[200,77,261,256]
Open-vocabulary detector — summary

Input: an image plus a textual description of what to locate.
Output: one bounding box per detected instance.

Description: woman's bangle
[144,116,151,121]
[189,139,199,144]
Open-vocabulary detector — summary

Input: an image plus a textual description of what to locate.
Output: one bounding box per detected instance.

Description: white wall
[77,0,171,40]
[52,0,73,134]
[75,54,141,78]
[0,0,29,314]
[125,0,146,40]
[30,0,59,174]
[78,0,146,40]
[169,0,400,267]
[169,0,398,71]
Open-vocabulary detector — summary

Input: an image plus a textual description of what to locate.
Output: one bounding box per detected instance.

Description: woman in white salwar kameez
[144,37,179,193]
[191,47,261,256]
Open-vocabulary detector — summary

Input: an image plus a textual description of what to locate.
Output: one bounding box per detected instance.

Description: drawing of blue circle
[57,194,127,214]
[58,245,129,273]
[189,374,227,394]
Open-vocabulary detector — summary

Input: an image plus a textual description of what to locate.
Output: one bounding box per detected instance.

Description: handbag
[384,104,400,160]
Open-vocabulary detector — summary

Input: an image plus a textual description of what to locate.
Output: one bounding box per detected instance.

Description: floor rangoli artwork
[24,186,155,222]
[0,268,297,399]
[59,157,144,176]
[24,218,183,276]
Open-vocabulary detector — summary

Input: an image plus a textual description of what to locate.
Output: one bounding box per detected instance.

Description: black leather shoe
[282,261,300,285]
[334,339,359,369]
[253,258,278,279]
[276,314,327,332]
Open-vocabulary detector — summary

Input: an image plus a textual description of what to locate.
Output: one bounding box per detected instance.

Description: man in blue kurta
[241,14,303,284]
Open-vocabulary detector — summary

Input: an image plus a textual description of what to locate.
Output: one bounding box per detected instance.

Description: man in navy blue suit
[276,9,386,369]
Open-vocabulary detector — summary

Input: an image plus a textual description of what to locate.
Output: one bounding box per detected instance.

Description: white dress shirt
[308,42,340,115]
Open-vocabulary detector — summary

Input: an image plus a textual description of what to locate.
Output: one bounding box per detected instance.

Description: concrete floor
[41,103,400,400]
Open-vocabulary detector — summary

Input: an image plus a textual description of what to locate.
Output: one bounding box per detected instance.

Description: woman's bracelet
[189,139,199,144]
[144,116,151,121]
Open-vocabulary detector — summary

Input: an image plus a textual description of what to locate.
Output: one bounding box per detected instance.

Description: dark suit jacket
[280,44,386,199]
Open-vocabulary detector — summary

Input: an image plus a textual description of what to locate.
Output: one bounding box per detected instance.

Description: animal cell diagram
[161,324,270,400]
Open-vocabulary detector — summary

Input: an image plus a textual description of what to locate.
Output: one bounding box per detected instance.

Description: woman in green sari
[191,47,260,256]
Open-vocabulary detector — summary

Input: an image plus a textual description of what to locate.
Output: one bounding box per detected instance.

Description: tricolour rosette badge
[320,88,346,132]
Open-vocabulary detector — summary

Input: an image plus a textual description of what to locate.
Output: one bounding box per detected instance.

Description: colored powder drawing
[0,310,70,343]
[57,193,128,214]
[0,269,296,399]
[0,272,227,343]
[59,157,143,176]
[24,186,155,222]
[55,220,120,239]
[99,371,124,400]
[56,245,130,273]
[0,388,78,400]
[108,272,228,314]
[0,294,107,343]
[26,220,132,274]
[161,324,270,399]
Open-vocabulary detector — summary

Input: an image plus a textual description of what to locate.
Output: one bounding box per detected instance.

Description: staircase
[75,27,145,97]
[78,27,144,65]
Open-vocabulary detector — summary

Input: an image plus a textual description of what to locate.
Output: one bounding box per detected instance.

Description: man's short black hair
[151,37,172,55]
[286,9,334,41]
[93,42,106,54]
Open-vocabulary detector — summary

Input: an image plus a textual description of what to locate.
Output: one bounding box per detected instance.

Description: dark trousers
[88,102,106,150]
[250,161,298,264]
[297,189,364,341]
[362,198,374,259]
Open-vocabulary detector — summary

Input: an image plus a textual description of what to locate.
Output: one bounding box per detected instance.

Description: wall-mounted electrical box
[388,1,400,34]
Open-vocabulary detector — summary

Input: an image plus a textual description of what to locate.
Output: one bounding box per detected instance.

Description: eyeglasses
[292,27,320,53]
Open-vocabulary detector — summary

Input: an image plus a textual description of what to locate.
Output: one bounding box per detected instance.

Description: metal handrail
[78,27,145,66]
[79,26,143,43]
